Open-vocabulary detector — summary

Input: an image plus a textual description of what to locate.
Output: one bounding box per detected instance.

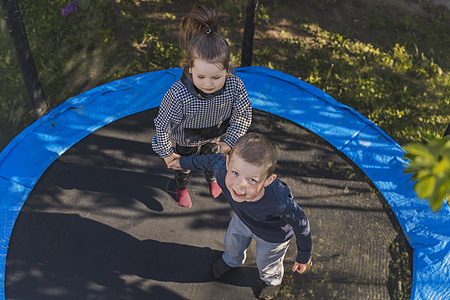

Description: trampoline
[0,67,449,299]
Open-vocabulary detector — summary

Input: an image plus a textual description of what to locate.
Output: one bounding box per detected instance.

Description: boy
[168,132,312,299]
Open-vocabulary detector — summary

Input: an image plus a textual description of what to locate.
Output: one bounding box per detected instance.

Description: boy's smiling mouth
[232,189,245,197]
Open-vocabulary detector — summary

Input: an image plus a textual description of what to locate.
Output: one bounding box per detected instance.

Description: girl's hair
[180,2,231,71]
[229,132,278,178]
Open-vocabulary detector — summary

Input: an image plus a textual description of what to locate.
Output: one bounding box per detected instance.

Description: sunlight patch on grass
[252,21,450,144]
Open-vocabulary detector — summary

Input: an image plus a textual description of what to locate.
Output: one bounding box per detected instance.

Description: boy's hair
[180,2,231,71]
[229,132,278,178]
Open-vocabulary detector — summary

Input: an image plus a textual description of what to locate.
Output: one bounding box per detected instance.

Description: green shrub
[403,132,450,211]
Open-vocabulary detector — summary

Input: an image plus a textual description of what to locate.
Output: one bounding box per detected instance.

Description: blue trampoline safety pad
[0,67,449,299]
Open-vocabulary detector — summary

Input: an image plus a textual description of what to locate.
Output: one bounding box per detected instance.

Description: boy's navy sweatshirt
[180,154,312,264]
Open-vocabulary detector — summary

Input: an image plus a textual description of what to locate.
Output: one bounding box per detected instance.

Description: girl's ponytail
[180,2,231,71]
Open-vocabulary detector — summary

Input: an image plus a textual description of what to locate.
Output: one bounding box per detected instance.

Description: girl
[152,2,252,208]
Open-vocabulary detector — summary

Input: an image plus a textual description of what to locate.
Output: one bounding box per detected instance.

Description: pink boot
[209,182,222,198]
[176,188,192,208]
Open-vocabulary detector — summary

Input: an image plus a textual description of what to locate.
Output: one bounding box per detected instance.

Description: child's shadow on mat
[7,213,257,292]
[51,161,166,212]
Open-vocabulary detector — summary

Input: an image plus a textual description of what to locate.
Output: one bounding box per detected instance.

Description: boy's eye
[197,76,204,79]
[213,77,221,80]
[232,171,238,176]
[248,178,257,183]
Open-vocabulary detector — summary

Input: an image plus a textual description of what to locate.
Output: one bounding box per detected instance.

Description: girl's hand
[163,153,181,168]
[217,141,231,155]
[292,258,312,274]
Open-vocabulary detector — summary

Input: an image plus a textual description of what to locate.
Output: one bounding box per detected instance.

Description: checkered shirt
[152,73,252,158]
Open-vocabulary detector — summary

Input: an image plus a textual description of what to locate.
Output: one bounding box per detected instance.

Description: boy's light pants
[222,214,290,286]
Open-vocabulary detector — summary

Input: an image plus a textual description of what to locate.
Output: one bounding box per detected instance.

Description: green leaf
[403,166,420,174]
[433,157,450,175]
[404,144,435,164]
[429,176,450,212]
[414,175,435,199]
[416,169,432,180]
[402,153,415,161]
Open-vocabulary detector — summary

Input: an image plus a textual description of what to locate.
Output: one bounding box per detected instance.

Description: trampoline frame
[0,67,448,299]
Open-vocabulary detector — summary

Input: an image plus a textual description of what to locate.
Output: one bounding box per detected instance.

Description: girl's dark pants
[175,142,219,190]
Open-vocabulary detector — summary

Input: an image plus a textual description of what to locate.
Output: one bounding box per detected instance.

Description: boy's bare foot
[176,188,192,208]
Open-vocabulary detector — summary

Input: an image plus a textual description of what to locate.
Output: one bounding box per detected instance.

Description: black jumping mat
[5,108,411,299]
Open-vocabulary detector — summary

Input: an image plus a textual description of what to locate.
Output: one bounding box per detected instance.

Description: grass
[248,1,450,145]
[0,0,182,149]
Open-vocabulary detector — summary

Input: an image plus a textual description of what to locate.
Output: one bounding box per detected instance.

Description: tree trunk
[241,0,259,67]
[1,0,49,118]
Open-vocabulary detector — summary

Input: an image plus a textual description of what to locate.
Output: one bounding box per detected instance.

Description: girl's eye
[197,76,204,79]
[248,178,257,183]
[232,171,238,176]
[213,77,221,80]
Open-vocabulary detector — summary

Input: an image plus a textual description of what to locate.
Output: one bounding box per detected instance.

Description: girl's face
[189,58,227,94]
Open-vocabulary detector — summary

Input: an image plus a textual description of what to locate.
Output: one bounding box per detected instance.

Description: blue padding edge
[0,67,448,299]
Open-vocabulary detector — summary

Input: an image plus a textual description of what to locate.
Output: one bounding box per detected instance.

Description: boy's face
[225,153,276,203]
[189,58,227,94]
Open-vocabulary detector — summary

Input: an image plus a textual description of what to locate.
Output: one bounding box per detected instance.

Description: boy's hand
[292,258,312,274]
[164,153,181,169]
[217,141,231,155]
[167,158,182,170]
